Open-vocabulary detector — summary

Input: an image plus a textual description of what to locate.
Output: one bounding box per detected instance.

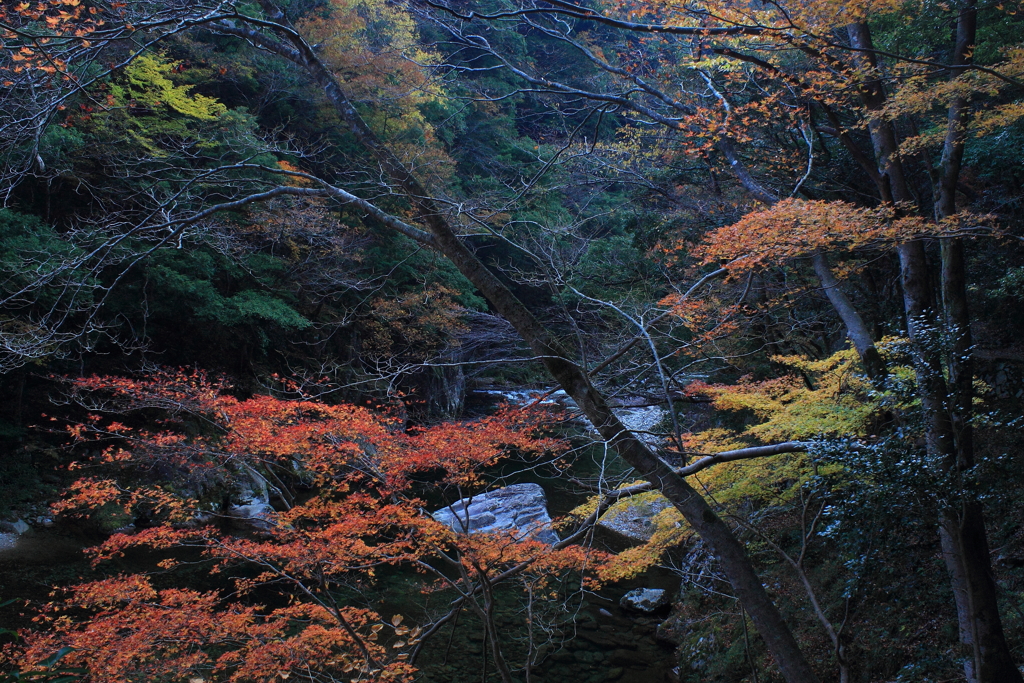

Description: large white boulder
[620,587,670,613]
[432,483,559,544]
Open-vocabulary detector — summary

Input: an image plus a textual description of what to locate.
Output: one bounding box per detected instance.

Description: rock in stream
[597,491,674,543]
[431,483,559,544]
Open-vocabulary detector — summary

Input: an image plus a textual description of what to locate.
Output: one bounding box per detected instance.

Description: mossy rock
[598,491,673,543]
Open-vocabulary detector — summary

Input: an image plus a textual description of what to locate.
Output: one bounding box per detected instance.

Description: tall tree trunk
[848,16,1021,682]
[933,3,1021,679]
[234,5,823,682]
[937,0,977,466]
[812,252,886,379]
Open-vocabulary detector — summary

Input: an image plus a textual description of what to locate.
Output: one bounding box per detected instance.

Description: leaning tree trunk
[848,16,1021,682]
[226,5,823,682]
[811,252,886,380]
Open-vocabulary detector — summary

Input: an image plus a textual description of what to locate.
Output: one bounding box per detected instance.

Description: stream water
[0,389,682,682]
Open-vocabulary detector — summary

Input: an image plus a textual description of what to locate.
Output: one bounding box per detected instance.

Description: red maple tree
[5,370,604,683]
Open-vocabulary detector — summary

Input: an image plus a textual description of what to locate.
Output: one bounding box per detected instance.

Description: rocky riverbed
[414,586,680,683]
[2,388,686,682]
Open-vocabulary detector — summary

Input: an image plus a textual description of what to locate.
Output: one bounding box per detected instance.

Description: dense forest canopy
[1,0,1024,682]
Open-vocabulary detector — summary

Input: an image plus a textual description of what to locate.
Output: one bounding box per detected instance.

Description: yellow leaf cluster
[296,0,454,178]
[123,54,227,121]
[599,502,689,581]
[692,348,877,441]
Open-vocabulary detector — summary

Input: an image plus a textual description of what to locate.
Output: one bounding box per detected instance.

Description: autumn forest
[1,0,1024,682]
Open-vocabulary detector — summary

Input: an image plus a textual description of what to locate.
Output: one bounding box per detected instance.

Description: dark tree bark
[223,5,823,683]
[848,16,1021,682]
[811,252,886,379]
[933,4,1021,680]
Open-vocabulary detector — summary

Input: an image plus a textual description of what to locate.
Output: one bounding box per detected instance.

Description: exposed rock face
[227,466,277,529]
[0,519,31,535]
[1,519,32,552]
[656,614,688,645]
[227,501,275,526]
[431,483,559,544]
[613,405,665,448]
[598,491,673,543]
[619,588,670,613]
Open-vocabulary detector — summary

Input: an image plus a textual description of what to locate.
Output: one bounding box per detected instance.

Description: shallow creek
[0,390,681,682]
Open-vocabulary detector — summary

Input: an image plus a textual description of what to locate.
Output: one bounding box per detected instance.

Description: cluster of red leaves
[57,369,561,522]
[5,369,603,683]
[655,296,742,346]
[689,199,992,272]
[18,575,413,683]
[452,532,606,595]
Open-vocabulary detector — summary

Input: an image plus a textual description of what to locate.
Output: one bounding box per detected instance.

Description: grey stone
[613,405,665,448]
[431,483,559,544]
[227,501,275,528]
[607,649,645,667]
[631,621,656,635]
[577,629,623,649]
[467,511,496,531]
[0,532,18,551]
[0,520,22,534]
[477,389,664,447]
[10,519,30,534]
[598,492,673,543]
[619,588,670,614]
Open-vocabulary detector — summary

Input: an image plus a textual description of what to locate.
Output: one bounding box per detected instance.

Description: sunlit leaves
[687,198,992,272]
[19,575,412,683]
[120,55,226,121]
[5,369,586,682]
[295,0,453,176]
